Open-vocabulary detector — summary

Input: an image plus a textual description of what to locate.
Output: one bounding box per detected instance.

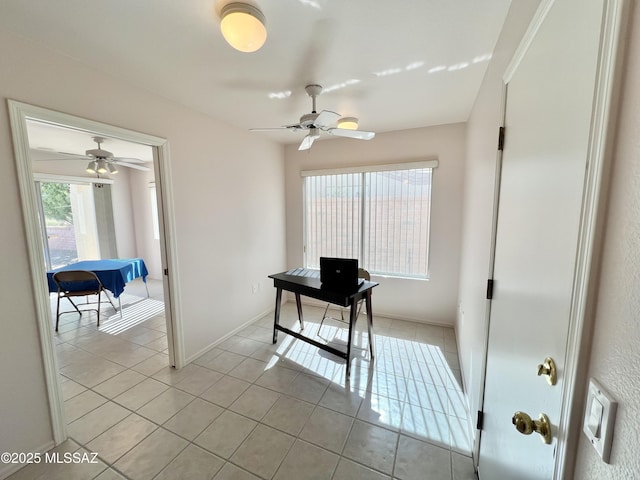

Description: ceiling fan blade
[314,110,340,128]
[298,133,318,151]
[49,149,86,157]
[327,128,375,140]
[111,160,151,171]
[111,156,145,164]
[32,148,90,160]
[250,126,300,132]
[283,123,305,131]
[32,156,91,161]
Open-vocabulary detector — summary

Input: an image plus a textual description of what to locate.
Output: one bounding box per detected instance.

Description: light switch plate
[583,378,617,463]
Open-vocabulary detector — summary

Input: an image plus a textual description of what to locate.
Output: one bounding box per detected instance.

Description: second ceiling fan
[251,84,375,151]
[34,136,150,174]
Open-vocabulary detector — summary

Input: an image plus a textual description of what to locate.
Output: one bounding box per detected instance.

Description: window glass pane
[304,166,432,278]
[363,168,431,276]
[40,182,99,268]
[304,173,362,268]
[40,182,77,268]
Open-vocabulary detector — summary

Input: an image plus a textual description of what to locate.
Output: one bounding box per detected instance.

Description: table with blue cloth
[47,258,149,298]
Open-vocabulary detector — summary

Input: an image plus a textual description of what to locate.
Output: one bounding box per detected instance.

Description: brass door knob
[537,357,557,385]
[512,411,552,444]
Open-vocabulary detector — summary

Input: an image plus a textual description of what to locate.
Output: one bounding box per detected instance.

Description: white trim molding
[8,100,67,444]
[33,172,115,185]
[554,0,629,478]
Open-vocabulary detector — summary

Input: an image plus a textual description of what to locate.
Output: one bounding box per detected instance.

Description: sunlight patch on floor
[99,297,165,335]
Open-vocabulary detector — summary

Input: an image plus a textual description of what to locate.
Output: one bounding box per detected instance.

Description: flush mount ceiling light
[220,2,267,53]
[337,117,359,130]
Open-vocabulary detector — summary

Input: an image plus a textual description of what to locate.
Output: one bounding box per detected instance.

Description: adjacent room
[27,118,175,431]
[1,1,639,480]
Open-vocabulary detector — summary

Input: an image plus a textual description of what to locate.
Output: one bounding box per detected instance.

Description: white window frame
[301,159,438,279]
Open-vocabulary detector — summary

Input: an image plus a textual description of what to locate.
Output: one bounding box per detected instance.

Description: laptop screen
[319,257,363,290]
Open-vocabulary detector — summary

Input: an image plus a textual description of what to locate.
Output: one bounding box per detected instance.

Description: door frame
[8,100,185,444]
[475,0,628,477]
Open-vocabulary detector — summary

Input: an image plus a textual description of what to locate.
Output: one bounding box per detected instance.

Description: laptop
[320,257,364,291]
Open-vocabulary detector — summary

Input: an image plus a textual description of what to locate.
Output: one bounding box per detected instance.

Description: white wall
[456,0,541,445]
[0,28,286,472]
[128,167,163,279]
[285,124,466,325]
[574,2,640,476]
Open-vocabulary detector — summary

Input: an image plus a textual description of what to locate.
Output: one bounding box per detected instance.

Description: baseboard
[0,440,55,480]
[454,332,477,460]
[293,295,455,328]
[184,303,279,365]
[184,296,453,366]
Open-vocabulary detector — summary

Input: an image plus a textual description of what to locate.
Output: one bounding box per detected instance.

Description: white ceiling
[2,0,512,151]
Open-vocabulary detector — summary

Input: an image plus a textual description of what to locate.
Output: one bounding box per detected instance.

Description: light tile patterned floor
[8,280,476,480]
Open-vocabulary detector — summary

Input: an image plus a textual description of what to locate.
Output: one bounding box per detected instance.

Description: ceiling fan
[251,84,376,151]
[34,136,150,174]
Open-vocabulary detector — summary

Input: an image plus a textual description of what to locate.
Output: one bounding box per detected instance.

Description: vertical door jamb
[474,82,508,468]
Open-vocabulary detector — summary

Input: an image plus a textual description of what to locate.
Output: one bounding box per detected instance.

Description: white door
[478,0,623,478]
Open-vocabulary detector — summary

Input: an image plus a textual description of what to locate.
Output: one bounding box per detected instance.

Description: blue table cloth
[47,258,148,298]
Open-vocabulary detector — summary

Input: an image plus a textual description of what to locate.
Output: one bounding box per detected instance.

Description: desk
[47,258,149,298]
[268,268,378,378]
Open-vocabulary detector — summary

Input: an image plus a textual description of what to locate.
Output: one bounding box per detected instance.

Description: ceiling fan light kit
[250,84,376,150]
[337,117,358,130]
[86,157,118,175]
[96,159,109,175]
[220,2,267,53]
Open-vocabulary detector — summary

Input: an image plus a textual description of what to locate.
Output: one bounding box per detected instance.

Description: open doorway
[9,100,182,444]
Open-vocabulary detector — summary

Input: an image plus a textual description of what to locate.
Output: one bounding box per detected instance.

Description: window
[34,174,118,270]
[303,161,436,278]
[36,180,100,269]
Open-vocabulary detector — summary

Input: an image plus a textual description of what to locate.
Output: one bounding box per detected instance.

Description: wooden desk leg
[273,287,282,344]
[295,293,304,330]
[366,290,375,359]
[345,298,357,379]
